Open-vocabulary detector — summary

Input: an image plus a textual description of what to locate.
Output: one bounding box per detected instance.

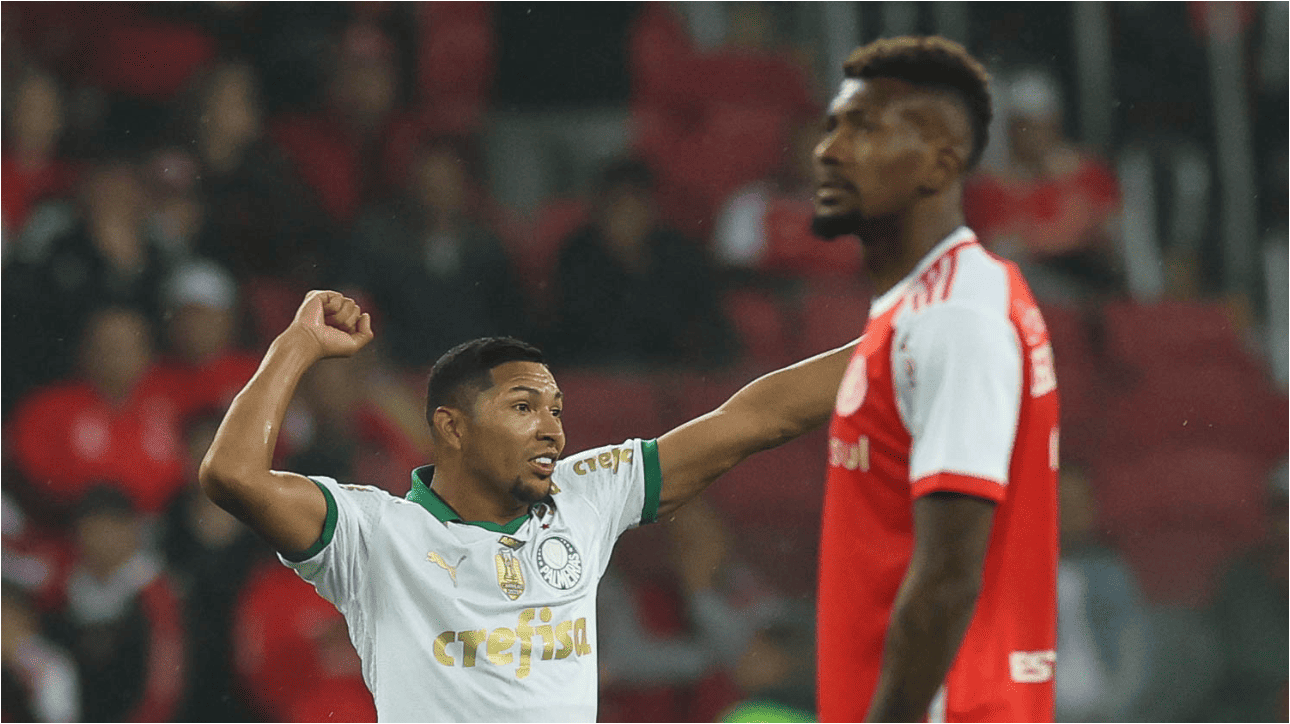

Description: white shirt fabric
[877,227,1025,488]
[280,438,662,722]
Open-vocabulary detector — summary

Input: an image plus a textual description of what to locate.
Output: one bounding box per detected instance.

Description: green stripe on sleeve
[283,478,339,562]
[640,438,662,524]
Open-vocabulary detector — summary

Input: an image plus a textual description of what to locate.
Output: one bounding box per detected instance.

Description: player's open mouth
[530,455,556,476]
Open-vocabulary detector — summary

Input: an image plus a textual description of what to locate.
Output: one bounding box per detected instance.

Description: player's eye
[515,402,531,413]
[551,408,562,418]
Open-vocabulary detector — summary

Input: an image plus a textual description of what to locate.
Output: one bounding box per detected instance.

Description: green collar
[406,466,532,534]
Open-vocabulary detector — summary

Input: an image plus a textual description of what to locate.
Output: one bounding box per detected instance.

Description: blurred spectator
[268,21,411,228]
[548,159,737,368]
[141,147,205,263]
[47,485,186,722]
[10,306,186,518]
[721,602,817,723]
[713,115,861,280]
[964,69,1123,301]
[171,60,330,284]
[1199,462,1289,722]
[1,66,79,249]
[162,415,268,723]
[4,158,173,406]
[1,490,76,615]
[599,501,775,722]
[1054,465,1152,721]
[1,584,81,723]
[282,354,430,496]
[154,260,260,420]
[341,136,529,370]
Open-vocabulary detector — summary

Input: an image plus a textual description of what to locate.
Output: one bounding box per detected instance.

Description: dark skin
[814,76,998,723]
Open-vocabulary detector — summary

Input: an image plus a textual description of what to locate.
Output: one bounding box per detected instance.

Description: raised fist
[289,290,375,359]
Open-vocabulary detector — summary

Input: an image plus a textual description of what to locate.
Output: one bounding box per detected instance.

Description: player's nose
[537,411,564,448]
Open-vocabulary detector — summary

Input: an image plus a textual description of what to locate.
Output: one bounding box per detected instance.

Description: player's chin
[811,207,863,240]
[512,476,551,504]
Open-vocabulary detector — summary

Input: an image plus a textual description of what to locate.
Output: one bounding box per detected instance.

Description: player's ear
[432,407,467,451]
[920,144,964,196]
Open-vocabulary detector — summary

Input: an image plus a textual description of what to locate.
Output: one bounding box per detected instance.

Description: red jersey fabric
[817,228,1060,722]
[10,371,187,514]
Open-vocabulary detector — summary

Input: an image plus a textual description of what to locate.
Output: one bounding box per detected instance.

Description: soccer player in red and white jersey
[810,37,1060,722]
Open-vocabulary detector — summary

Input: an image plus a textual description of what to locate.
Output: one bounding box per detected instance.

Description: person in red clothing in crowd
[713,114,862,280]
[44,485,186,722]
[809,37,1059,721]
[1,66,79,248]
[232,561,374,721]
[155,259,260,420]
[963,68,1123,301]
[10,306,186,518]
[269,21,408,230]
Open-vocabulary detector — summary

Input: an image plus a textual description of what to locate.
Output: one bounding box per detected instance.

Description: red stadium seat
[1102,300,1250,369]
[90,20,217,99]
[415,2,495,134]
[1092,445,1270,530]
[503,198,589,312]
[800,282,870,355]
[1096,360,1288,461]
[555,371,663,454]
[1115,523,1256,607]
[1091,444,1270,606]
[723,288,797,368]
[1036,303,1103,463]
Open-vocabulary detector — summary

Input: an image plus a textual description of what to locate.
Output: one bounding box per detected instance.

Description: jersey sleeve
[553,438,663,540]
[277,476,388,610]
[894,304,1023,501]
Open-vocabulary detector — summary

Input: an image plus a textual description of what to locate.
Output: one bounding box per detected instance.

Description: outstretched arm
[654,340,857,518]
[199,291,373,555]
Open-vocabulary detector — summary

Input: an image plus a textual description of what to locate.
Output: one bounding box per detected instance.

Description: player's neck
[425,461,531,525]
[860,200,964,296]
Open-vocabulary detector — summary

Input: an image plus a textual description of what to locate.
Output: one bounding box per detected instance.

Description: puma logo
[428,551,466,586]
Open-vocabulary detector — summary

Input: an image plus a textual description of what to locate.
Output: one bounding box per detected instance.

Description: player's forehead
[828,76,933,120]
[487,361,562,400]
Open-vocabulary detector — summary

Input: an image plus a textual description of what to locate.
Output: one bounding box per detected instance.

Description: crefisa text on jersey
[433,606,593,679]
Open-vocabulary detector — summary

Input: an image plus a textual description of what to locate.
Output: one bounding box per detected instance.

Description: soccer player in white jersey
[200,290,859,722]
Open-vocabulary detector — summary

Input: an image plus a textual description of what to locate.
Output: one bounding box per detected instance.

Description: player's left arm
[654,339,857,518]
[866,303,1023,721]
[865,492,995,722]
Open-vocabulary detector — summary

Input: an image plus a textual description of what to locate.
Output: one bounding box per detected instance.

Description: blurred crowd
[1,3,1285,722]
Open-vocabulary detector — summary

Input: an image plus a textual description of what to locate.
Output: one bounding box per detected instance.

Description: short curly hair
[843,36,993,171]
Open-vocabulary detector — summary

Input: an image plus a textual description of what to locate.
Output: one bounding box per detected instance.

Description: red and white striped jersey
[817,227,1060,722]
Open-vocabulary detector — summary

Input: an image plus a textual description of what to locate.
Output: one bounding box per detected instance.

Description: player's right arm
[199,291,373,555]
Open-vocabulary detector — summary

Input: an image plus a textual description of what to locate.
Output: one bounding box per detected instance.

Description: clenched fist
[287,290,375,360]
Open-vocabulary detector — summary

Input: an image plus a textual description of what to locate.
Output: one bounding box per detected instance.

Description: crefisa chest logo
[535,536,582,590]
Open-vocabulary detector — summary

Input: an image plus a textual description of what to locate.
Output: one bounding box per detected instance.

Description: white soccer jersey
[279,438,663,722]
